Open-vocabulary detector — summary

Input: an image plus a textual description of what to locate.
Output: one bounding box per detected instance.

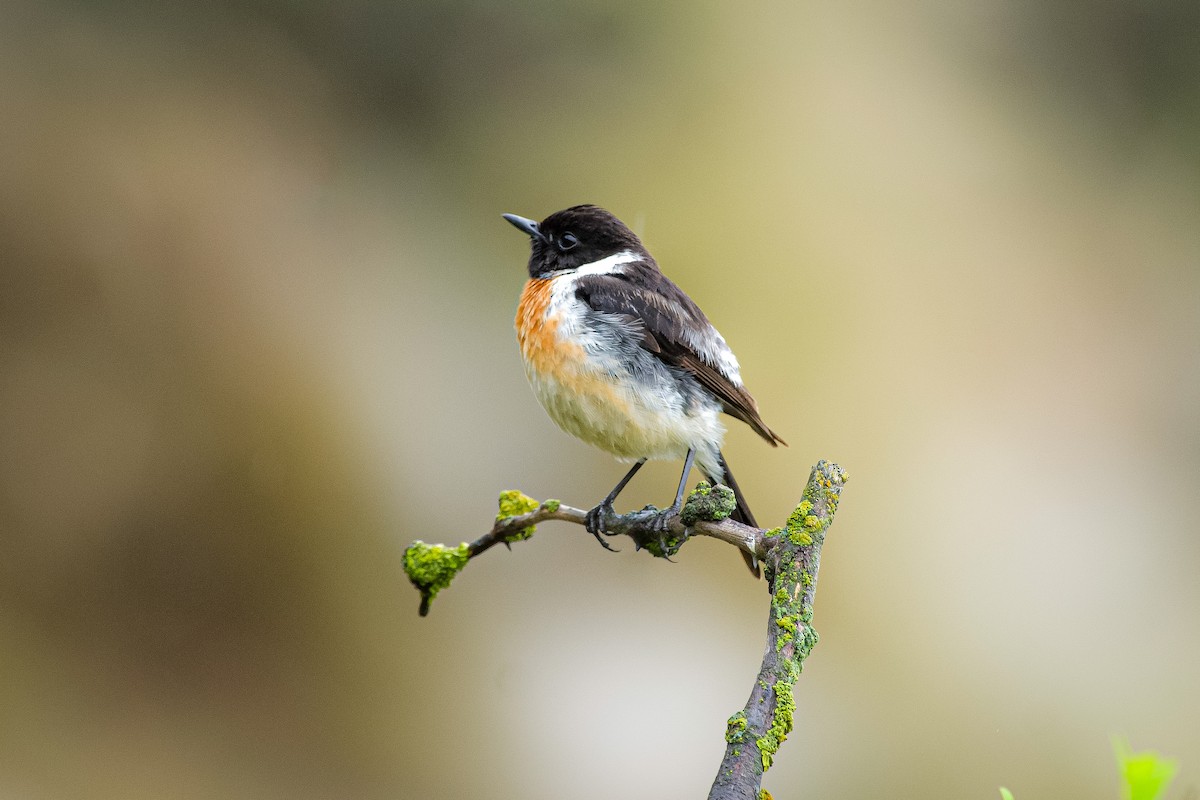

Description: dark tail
[706,451,762,579]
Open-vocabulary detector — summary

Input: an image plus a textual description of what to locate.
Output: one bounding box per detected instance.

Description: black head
[502,204,649,278]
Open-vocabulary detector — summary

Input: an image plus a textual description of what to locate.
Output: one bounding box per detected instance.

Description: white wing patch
[684,325,744,387]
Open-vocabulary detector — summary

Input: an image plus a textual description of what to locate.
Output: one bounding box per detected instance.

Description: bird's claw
[584,502,610,534]
[585,502,619,552]
[646,505,685,560]
[649,506,677,533]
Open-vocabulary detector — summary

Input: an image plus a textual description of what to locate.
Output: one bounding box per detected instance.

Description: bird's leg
[585,459,647,549]
[647,449,696,555]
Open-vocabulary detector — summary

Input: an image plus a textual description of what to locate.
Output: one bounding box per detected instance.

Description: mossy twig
[708,460,847,800]
[402,482,762,616]
[401,461,847,799]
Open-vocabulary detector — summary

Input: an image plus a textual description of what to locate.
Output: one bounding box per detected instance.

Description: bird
[502,204,785,575]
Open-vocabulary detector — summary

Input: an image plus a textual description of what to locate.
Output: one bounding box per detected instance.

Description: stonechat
[503,205,784,575]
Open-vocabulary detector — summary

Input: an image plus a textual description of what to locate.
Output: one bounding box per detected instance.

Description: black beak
[502,213,547,242]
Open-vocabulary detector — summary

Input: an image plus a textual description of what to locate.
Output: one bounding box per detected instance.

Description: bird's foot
[642,504,686,560]
[584,502,619,552]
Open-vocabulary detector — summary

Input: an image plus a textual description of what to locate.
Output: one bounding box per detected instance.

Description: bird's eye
[558,232,578,251]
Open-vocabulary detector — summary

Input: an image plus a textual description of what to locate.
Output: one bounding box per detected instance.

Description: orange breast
[516,278,584,375]
[515,278,639,437]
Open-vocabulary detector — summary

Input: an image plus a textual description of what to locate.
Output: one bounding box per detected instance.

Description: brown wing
[675,351,786,446]
[574,265,786,447]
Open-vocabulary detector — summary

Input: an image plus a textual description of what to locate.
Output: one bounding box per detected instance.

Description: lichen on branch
[403,541,469,617]
[402,481,765,616]
[398,462,848,800]
[497,489,540,542]
[708,460,847,800]
[681,481,737,525]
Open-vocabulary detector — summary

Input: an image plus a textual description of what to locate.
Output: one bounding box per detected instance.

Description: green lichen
[642,529,686,559]
[799,624,820,655]
[725,710,748,743]
[681,481,737,525]
[784,499,823,546]
[758,611,802,767]
[497,489,540,542]
[754,491,827,770]
[756,672,797,770]
[403,540,470,617]
[775,614,798,652]
[541,498,560,513]
[751,463,846,772]
[759,790,774,800]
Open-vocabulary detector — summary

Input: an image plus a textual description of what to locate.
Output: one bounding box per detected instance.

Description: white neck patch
[570,250,640,277]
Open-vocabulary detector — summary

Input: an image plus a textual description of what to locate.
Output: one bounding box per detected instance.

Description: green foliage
[1113,737,1178,800]
[999,739,1178,800]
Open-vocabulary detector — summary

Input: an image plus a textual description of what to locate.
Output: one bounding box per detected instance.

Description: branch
[402,482,761,616]
[401,460,848,800]
[708,459,847,799]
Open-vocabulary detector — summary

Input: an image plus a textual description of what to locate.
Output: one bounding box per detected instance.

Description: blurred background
[1,1,1198,798]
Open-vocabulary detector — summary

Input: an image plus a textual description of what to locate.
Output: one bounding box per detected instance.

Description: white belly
[526,361,725,468]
